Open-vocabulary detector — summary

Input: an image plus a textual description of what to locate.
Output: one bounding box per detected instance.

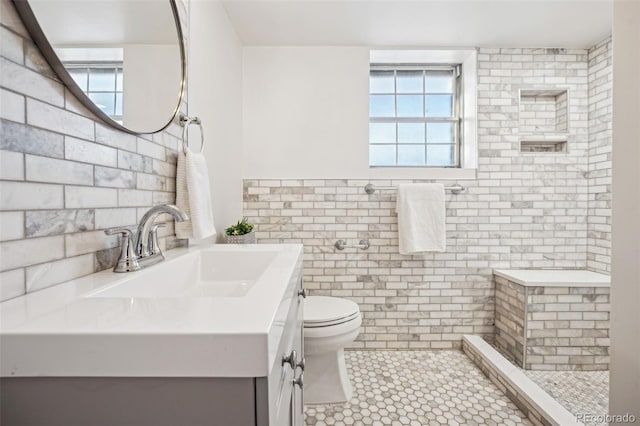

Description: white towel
[396,183,446,255]
[175,147,216,240]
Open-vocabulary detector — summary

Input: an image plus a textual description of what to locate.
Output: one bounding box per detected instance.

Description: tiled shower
[243,41,612,351]
[241,42,613,425]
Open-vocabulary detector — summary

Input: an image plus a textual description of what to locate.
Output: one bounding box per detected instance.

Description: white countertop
[0,244,304,378]
[493,269,610,287]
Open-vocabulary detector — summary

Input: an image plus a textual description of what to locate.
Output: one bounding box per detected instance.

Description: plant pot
[224,231,256,244]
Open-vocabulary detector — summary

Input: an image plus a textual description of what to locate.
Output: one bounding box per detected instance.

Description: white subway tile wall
[0,268,24,300]
[25,254,94,293]
[0,211,24,241]
[0,149,23,180]
[1,58,65,107]
[64,137,118,167]
[0,87,24,123]
[0,0,188,301]
[494,275,610,371]
[494,278,527,367]
[587,39,612,274]
[244,44,612,349]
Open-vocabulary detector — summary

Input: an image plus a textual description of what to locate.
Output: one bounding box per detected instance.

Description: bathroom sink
[86,250,277,298]
[0,244,304,378]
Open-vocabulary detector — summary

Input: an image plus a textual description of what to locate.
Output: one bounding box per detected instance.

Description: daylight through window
[369,65,461,167]
[66,64,124,123]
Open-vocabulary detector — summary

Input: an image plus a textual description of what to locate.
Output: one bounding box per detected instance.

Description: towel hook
[179,114,204,154]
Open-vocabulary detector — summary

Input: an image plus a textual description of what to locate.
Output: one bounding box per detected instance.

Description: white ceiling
[221,0,613,48]
[29,1,179,46]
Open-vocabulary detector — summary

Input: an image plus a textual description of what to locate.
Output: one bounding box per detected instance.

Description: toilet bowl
[303,296,362,405]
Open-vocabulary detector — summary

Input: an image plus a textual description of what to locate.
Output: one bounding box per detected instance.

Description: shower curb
[462,335,585,426]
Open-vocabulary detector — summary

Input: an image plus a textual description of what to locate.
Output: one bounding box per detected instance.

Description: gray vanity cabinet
[1,277,305,426]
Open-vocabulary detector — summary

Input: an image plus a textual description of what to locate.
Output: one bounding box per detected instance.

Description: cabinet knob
[282,350,298,370]
[293,371,304,389]
[298,288,307,298]
[283,350,305,371]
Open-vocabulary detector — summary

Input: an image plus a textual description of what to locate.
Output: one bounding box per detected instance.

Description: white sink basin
[86,251,278,298]
[0,244,304,378]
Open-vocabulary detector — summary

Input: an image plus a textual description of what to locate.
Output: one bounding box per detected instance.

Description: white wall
[243,47,367,179]
[188,0,243,239]
[242,46,475,180]
[610,0,640,420]
[123,44,181,133]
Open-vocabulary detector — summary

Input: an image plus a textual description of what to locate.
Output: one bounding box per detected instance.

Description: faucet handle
[148,223,166,256]
[104,227,141,273]
[105,227,132,237]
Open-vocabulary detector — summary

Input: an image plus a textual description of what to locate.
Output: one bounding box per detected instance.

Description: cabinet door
[258,276,306,426]
[290,371,303,426]
[291,278,305,425]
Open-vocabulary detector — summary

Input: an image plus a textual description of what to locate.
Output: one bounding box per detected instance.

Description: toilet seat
[304,311,360,328]
[304,296,360,328]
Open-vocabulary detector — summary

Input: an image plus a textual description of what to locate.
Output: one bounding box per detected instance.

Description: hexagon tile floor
[304,350,533,426]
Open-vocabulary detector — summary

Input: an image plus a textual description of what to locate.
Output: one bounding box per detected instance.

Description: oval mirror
[12,0,185,134]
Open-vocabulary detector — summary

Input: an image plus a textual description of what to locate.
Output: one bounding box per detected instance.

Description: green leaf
[225,217,255,236]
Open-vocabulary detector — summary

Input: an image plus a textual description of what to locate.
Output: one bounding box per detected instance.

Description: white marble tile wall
[586,38,612,274]
[244,45,613,349]
[0,0,188,301]
[519,90,568,134]
[494,275,610,371]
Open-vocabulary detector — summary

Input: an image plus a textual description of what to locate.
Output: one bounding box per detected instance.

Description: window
[66,64,124,122]
[370,66,461,167]
[368,50,477,172]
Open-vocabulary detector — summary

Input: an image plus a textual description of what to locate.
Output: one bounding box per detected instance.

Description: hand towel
[396,183,446,254]
[175,147,216,240]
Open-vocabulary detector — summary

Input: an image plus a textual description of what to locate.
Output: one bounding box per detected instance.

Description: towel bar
[335,239,370,251]
[364,183,465,195]
[179,114,204,154]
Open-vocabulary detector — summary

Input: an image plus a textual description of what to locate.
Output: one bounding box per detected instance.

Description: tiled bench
[493,269,610,371]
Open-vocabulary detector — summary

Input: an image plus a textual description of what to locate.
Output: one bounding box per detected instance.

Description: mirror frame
[12,0,187,135]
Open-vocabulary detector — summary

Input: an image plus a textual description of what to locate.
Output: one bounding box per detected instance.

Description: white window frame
[369,49,478,178]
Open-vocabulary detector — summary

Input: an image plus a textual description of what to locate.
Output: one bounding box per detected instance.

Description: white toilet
[303,296,362,405]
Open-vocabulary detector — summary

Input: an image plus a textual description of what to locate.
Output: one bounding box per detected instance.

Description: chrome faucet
[104,204,189,273]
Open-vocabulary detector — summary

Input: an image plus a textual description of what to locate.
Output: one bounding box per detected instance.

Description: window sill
[367,167,477,180]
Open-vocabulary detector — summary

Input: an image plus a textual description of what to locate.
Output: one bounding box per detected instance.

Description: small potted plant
[225,218,256,244]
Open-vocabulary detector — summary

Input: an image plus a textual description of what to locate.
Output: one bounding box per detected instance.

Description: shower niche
[519,139,567,153]
[518,88,569,153]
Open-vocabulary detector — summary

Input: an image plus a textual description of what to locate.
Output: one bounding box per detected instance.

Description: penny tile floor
[304,350,533,426]
[487,341,609,426]
[524,370,609,426]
